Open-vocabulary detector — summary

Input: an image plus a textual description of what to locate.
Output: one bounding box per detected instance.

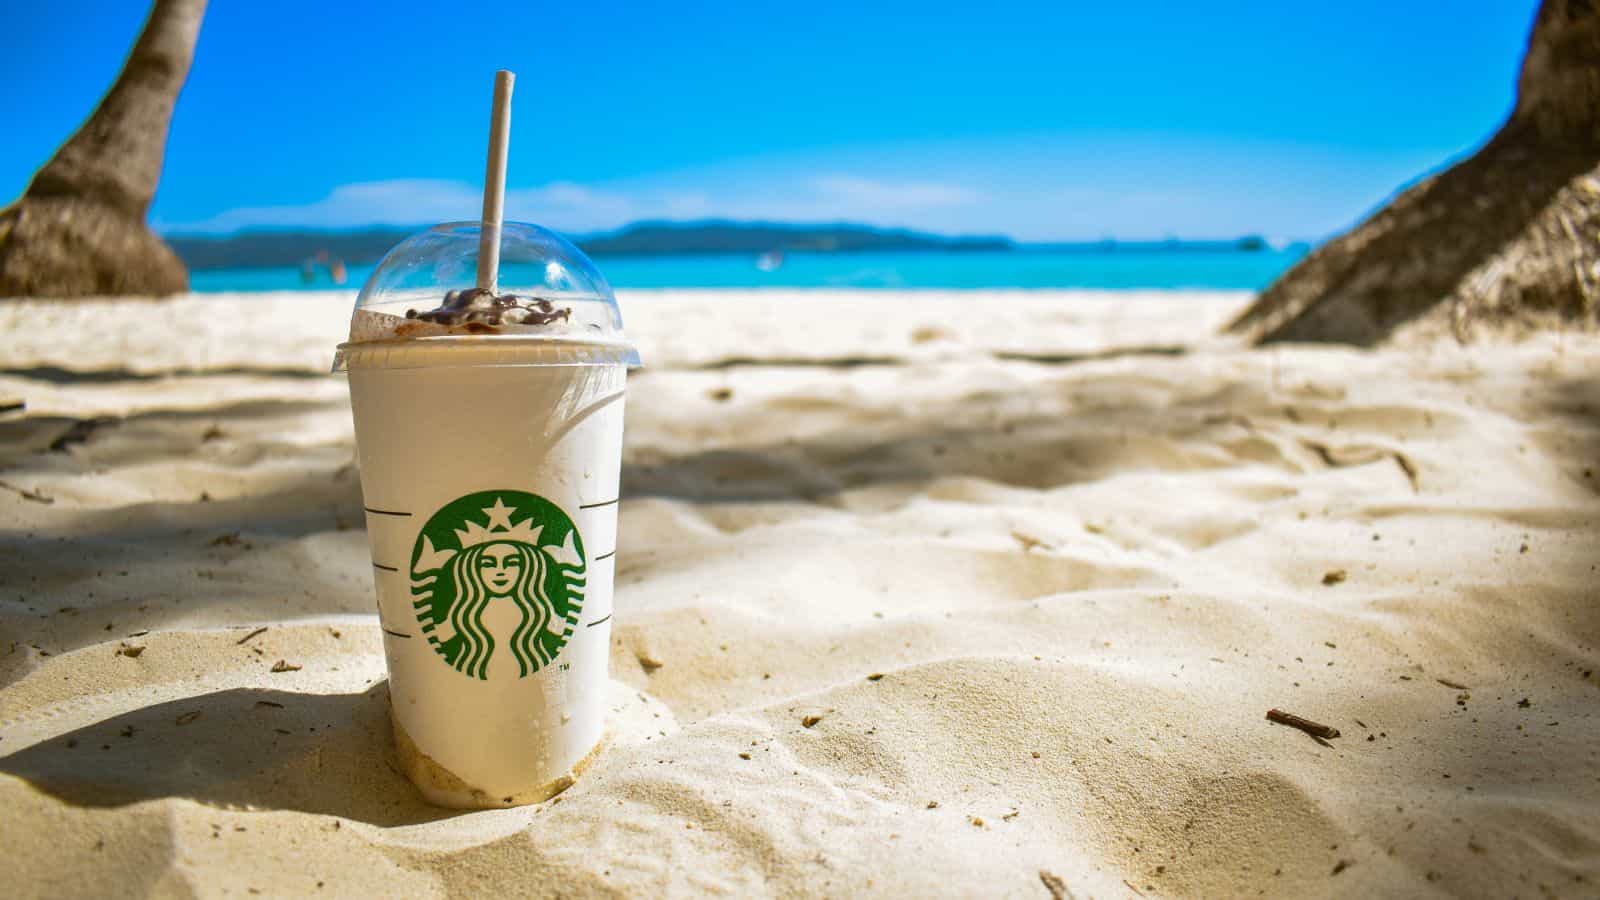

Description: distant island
[163,220,1288,271]
[165,221,1011,271]
[580,221,1012,256]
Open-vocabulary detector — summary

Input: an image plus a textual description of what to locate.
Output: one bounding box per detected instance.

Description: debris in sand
[0,479,54,504]
[1517,697,1531,708]
[926,801,939,809]
[738,752,751,760]
[116,644,145,658]
[637,653,664,673]
[1331,859,1353,875]
[201,424,225,442]
[801,714,823,728]
[1437,678,1470,690]
[176,711,202,726]
[255,700,284,709]
[1011,531,1048,552]
[866,673,884,681]
[708,387,734,402]
[270,660,302,673]
[1322,569,1347,586]
[236,627,268,645]
[49,416,117,452]
[1038,870,1073,900]
[1266,708,1340,740]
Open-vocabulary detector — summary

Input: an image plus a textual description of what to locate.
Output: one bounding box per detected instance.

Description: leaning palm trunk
[0,0,207,298]
[1226,0,1599,345]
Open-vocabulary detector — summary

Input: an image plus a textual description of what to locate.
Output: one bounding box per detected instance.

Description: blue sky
[3,1,1539,241]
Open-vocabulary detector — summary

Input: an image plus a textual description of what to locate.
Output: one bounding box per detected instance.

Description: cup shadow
[0,681,461,827]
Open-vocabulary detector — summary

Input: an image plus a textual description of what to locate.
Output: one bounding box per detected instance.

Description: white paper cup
[341,339,627,808]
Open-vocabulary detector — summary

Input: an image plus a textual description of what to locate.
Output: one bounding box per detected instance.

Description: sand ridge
[2,290,1597,897]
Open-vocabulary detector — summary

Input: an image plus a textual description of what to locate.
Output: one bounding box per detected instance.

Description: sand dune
[2,290,1597,897]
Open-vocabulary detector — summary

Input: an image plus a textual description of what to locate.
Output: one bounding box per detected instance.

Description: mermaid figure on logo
[410,493,587,680]
[446,540,563,679]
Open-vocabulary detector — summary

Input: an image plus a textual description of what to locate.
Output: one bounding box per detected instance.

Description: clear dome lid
[333,221,638,370]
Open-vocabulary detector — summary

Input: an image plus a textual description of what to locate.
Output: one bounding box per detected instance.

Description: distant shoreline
[184,245,1304,293]
[163,220,1300,272]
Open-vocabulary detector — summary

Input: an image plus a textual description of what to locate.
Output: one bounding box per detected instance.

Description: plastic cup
[333,222,638,808]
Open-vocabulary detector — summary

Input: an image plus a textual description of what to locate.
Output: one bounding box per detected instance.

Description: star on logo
[482,497,516,531]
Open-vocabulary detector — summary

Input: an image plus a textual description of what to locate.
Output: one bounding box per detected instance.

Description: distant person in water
[300,249,347,285]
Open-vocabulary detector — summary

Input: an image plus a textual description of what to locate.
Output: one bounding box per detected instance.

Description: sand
[1,289,1597,898]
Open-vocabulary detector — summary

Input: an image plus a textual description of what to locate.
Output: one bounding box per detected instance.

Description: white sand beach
[1,289,1597,897]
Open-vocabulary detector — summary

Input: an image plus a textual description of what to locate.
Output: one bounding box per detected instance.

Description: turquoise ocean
[190,247,1304,293]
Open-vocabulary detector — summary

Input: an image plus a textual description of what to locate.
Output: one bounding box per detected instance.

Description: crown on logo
[413,495,581,574]
[454,516,543,549]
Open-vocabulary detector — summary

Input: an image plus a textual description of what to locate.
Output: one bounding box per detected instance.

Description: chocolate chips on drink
[406,288,571,329]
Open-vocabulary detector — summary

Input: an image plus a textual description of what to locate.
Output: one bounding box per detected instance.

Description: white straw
[476,70,514,293]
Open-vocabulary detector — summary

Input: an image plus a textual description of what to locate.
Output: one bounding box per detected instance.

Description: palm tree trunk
[0,0,207,298]
[1226,0,1599,345]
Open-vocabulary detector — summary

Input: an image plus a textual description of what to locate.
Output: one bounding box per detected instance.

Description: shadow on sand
[0,681,460,828]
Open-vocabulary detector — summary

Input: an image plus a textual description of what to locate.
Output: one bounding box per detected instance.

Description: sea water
[189,247,1303,293]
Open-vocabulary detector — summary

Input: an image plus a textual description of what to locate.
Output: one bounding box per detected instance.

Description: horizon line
[157,217,1317,247]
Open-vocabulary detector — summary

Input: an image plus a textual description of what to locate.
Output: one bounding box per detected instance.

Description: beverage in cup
[332,72,639,808]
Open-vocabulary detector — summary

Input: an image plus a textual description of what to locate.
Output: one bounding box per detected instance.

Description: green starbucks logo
[409,490,586,680]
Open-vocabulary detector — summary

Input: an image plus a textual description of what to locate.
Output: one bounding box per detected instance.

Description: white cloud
[159,179,481,232]
[158,175,983,235]
[505,181,637,230]
[810,175,979,211]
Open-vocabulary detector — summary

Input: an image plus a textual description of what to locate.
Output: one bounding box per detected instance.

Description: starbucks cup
[333,222,638,808]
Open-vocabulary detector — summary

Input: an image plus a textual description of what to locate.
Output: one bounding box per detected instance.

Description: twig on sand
[1267,708,1340,740]
[1038,870,1074,900]
[1436,678,1470,690]
[1393,452,1420,491]
[236,627,268,645]
[1122,879,1147,897]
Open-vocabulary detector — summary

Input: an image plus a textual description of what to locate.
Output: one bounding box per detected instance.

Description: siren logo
[409,490,586,680]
